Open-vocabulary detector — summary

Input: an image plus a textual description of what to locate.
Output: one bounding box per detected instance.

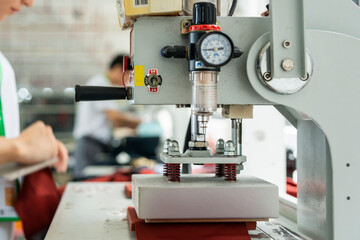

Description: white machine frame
[128,1,360,239]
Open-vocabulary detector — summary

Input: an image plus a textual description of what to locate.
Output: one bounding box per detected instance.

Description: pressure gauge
[196,31,234,67]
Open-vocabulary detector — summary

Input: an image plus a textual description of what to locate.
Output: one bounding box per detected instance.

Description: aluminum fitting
[216,139,225,154]
[188,141,209,148]
[224,140,235,156]
[169,140,181,156]
[163,139,172,154]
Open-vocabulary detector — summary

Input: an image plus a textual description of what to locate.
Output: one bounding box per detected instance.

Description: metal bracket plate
[160,150,247,164]
[257,42,313,94]
[270,0,307,79]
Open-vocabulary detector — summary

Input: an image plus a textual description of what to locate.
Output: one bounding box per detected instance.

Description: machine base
[132,174,279,220]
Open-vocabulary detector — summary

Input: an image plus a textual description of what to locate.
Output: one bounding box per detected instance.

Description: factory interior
[0,0,358,239]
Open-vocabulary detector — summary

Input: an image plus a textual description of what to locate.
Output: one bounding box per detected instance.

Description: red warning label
[148,69,158,75]
[150,87,158,93]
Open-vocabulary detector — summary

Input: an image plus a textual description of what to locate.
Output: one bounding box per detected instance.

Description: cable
[228,0,238,16]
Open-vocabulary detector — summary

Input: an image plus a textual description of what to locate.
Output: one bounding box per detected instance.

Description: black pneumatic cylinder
[75,85,127,102]
[193,2,216,25]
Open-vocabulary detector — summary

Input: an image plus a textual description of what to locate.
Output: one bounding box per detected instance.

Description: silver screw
[281,59,294,71]
[283,40,291,48]
[216,139,225,154]
[224,140,235,156]
[169,140,180,156]
[300,72,309,81]
[263,72,272,81]
[163,139,171,154]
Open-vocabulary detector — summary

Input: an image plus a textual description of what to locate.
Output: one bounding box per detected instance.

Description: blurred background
[0,0,130,143]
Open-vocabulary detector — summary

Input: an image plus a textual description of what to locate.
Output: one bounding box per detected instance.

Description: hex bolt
[163,139,172,154]
[283,40,291,48]
[169,140,181,156]
[224,140,235,156]
[263,72,272,81]
[183,20,191,28]
[281,59,294,71]
[171,140,179,147]
[216,139,225,154]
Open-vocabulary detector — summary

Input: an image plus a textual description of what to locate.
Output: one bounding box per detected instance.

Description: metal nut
[283,40,291,48]
[281,59,294,71]
[171,140,179,147]
[224,151,235,156]
[163,139,172,154]
[224,140,235,156]
[216,139,225,154]
[169,140,180,156]
[188,141,209,148]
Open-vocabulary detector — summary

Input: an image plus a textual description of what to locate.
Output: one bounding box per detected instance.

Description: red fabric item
[85,169,132,182]
[127,207,251,240]
[125,183,132,198]
[57,185,66,197]
[286,177,297,198]
[14,168,61,239]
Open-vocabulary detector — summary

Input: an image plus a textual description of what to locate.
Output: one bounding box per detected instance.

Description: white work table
[45,182,136,240]
[45,182,309,240]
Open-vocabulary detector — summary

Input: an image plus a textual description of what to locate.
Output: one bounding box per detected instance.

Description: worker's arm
[105,110,141,129]
[0,121,68,172]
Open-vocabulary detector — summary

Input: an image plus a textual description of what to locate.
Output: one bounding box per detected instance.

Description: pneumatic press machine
[75,1,360,239]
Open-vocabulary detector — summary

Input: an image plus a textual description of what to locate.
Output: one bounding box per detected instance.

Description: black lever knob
[75,85,128,102]
[193,2,216,25]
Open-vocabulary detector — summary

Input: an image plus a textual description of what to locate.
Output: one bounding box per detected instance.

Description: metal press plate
[160,153,247,164]
[256,42,314,95]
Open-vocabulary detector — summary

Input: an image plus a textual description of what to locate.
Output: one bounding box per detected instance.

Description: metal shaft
[191,114,209,142]
[231,119,242,156]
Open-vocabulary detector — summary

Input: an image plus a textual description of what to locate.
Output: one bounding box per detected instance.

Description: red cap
[189,24,221,32]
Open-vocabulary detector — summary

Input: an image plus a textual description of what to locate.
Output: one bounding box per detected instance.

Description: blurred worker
[0,0,68,171]
[0,0,68,239]
[73,55,141,178]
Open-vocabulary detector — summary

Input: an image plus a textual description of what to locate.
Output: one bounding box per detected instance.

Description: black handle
[75,85,127,102]
[161,46,186,58]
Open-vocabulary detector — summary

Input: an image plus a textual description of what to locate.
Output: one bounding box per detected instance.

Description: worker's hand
[53,140,68,173]
[13,121,68,172]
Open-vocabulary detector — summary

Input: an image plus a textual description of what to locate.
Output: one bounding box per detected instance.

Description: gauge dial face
[198,32,234,67]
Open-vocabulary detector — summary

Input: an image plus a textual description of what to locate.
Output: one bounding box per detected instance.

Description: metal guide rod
[231,119,242,156]
[270,0,307,79]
